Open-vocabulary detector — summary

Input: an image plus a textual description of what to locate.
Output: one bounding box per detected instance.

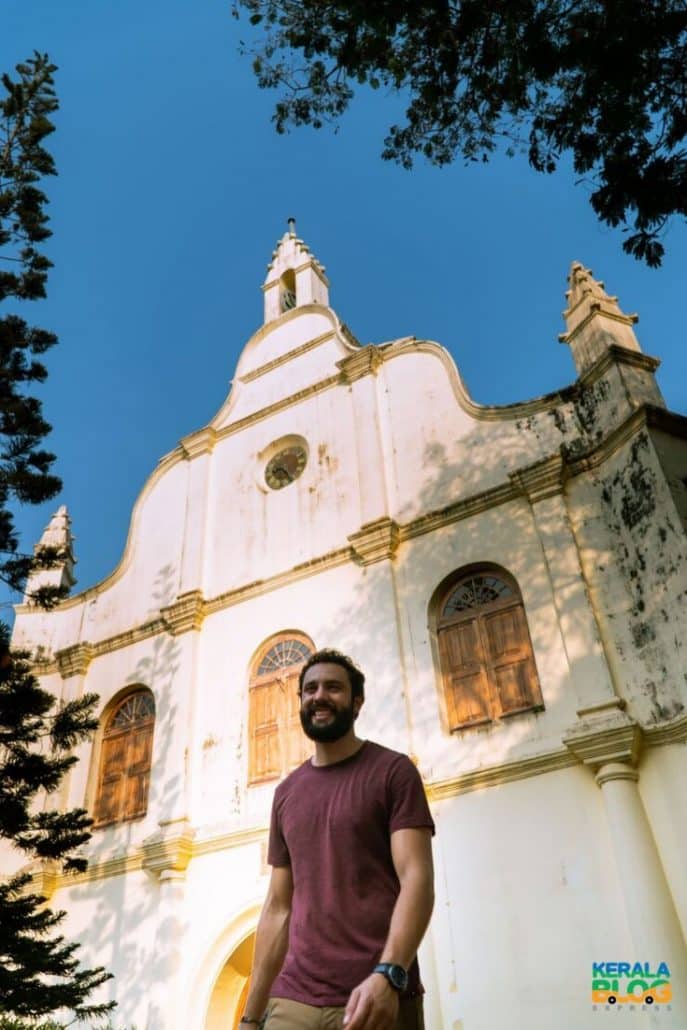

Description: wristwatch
[373,962,408,992]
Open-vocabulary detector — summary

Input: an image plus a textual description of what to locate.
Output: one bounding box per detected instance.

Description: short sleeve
[387,756,435,836]
[267,790,291,867]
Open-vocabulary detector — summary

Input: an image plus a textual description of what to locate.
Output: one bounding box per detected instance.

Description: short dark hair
[298,648,365,700]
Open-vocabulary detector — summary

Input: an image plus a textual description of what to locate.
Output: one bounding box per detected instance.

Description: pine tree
[0,54,115,1027]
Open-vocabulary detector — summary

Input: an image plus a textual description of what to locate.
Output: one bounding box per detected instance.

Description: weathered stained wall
[5,247,687,1030]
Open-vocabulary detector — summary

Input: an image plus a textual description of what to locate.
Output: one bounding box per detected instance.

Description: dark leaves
[234,0,687,264]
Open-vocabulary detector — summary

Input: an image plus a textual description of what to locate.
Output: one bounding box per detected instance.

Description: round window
[265,445,307,490]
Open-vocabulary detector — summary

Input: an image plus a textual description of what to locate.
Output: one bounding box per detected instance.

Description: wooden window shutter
[94,689,155,828]
[249,680,282,783]
[436,569,542,730]
[123,721,154,819]
[285,671,312,769]
[439,618,491,729]
[483,604,541,716]
[248,634,314,784]
[94,732,127,825]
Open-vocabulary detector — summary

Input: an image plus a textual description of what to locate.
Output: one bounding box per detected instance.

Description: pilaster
[143,820,194,1030]
[512,456,617,710]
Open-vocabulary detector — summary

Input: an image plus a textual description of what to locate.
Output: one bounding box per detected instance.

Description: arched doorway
[205,931,255,1030]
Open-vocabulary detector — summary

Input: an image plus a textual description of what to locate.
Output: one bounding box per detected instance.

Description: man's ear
[353,695,364,719]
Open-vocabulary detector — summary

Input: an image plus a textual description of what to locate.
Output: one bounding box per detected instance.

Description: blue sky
[2,0,686,609]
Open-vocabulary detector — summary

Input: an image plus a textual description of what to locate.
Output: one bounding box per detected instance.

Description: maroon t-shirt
[267,740,435,1007]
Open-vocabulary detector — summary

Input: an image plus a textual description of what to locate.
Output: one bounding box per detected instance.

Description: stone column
[142,821,195,1030]
[564,706,687,1022]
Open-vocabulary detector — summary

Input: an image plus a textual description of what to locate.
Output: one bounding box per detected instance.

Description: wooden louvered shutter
[284,671,312,769]
[439,618,491,729]
[249,680,282,782]
[483,604,541,716]
[95,732,127,825]
[123,721,154,819]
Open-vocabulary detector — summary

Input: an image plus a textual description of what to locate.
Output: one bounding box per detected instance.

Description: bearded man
[240,648,435,1030]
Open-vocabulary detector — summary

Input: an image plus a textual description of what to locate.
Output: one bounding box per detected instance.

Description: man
[240,648,435,1030]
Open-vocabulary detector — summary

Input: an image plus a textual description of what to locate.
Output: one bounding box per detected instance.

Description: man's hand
[343,972,400,1029]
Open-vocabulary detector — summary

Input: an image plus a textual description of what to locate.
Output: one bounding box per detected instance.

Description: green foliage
[233,0,687,266]
[0,54,115,1027]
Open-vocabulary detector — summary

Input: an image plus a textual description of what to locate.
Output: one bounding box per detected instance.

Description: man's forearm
[380,869,434,969]
[243,901,290,1020]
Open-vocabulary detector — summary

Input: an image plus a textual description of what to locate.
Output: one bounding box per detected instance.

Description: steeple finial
[23,505,77,603]
[559,261,641,375]
[287,216,296,237]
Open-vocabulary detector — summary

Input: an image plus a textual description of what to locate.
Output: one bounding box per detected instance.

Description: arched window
[434,568,543,730]
[248,634,314,784]
[93,689,155,827]
[279,269,296,313]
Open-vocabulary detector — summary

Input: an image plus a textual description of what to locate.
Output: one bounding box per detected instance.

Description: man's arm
[241,864,293,1023]
[344,827,435,1030]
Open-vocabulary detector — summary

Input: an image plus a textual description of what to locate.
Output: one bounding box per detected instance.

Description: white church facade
[5,227,687,1029]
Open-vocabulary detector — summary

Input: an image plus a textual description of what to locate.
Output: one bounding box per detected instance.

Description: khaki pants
[264,995,424,1029]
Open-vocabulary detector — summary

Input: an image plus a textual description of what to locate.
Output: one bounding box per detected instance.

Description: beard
[300,700,356,742]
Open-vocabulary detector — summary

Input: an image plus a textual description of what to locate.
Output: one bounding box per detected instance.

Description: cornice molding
[180,426,217,460]
[563,403,679,476]
[426,747,579,801]
[559,307,639,345]
[193,825,268,858]
[216,374,341,441]
[55,642,93,679]
[141,823,196,880]
[348,517,400,565]
[204,546,352,617]
[509,453,566,503]
[385,338,576,422]
[577,344,660,387]
[337,345,384,384]
[239,330,336,384]
[643,711,687,747]
[563,702,643,770]
[161,590,205,635]
[400,481,518,542]
[22,860,60,902]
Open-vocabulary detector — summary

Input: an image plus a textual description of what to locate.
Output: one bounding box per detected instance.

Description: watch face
[375,963,408,991]
[265,445,307,490]
[389,965,408,991]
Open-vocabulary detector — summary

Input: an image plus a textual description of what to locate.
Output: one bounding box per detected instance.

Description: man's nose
[312,684,330,701]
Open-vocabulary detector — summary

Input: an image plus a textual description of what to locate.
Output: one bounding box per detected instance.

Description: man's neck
[312,731,364,767]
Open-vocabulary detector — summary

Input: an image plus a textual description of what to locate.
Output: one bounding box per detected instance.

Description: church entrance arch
[205,931,255,1030]
[186,901,262,1030]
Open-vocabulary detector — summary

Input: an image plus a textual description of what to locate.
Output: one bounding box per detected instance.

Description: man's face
[299,662,362,742]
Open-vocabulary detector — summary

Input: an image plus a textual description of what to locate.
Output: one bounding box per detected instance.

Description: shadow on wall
[71,574,183,1025]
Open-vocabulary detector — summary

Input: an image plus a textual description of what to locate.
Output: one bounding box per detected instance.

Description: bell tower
[262,218,329,324]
